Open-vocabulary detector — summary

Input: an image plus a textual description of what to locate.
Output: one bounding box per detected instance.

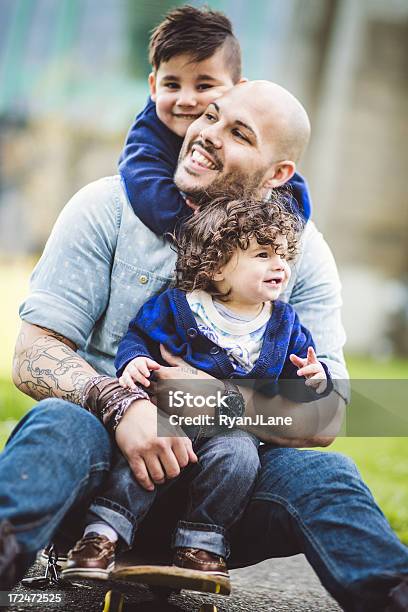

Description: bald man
[175,80,311,200]
[2,82,408,609]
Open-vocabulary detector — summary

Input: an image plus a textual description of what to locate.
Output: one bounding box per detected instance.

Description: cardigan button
[187,327,197,338]
[139,274,148,284]
[210,346,220,355]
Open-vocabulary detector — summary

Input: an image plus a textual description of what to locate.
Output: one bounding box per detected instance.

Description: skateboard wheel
[102,590,124,612]
[199,605,218,612]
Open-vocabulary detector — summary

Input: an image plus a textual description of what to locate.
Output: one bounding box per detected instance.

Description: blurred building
[0,0,407,354]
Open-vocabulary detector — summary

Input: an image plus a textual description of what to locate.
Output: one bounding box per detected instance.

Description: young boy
[62,197,332,586]
[118,5,312,235]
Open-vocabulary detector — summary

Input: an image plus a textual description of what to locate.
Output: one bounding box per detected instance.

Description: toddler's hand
[185,197,200,214]
[289,347,327,394]
[119,357,160,390]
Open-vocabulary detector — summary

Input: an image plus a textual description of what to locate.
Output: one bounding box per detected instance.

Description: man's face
[174,86,278,202]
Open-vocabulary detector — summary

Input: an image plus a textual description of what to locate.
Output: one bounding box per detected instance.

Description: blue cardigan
[119,98,312,235]
[115,288,332,401]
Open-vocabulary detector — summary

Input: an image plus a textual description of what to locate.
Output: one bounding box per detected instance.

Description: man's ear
[262,161,296,190]
[148,72,157,101]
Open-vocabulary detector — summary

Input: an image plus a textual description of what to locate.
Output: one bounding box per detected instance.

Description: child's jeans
[86,430,260,559]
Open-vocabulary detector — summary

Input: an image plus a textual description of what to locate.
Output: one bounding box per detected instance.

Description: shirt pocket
[103,259,174,341]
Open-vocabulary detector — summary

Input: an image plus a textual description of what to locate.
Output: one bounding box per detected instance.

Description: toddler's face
[149,48,235,137]
[214,236,292,308]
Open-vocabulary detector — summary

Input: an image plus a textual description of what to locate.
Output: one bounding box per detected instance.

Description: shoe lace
[74,536,112,553]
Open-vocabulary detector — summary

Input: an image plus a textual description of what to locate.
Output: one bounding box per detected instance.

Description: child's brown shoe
[173,547,230,582]
[61,534,116,580]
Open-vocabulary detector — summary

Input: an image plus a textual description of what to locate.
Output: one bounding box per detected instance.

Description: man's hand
[185,197,200,213]
[289,347,327,394]
[115,399,197,491]
[119,356,160,390]
[157,345,214,380]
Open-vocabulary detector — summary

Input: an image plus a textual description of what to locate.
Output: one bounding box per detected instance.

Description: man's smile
[191,148,217,170]
[184,141,222,174]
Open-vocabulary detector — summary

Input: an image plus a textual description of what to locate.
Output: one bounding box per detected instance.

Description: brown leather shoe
[61,534,116,580]
[173,548,229,580]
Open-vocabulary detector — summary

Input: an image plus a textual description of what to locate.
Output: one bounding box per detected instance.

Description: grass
[0,261,407,543]
[345,355,408,379]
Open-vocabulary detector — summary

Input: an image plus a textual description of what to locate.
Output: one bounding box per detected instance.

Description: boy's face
[213,237,291,309]
[149,48,236,138]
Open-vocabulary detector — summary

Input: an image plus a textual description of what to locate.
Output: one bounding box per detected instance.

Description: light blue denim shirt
[20,175,349,399]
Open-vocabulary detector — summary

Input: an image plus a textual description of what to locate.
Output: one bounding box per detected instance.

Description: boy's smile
[149,49,235,138]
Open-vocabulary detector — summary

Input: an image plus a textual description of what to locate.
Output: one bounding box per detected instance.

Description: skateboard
[103,552,231,612]
[23,546,230,612]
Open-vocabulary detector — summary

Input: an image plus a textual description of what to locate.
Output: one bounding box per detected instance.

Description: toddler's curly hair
[174,190,304,296]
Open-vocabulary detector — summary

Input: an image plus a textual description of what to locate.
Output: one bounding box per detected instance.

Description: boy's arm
[119,100,190,235]
[287,172,312,221]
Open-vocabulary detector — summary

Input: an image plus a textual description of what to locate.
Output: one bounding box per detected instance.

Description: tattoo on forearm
[13,331,95,404]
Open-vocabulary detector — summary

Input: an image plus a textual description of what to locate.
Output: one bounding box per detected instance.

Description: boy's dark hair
[175,192,304,297]
[149,5,242,83]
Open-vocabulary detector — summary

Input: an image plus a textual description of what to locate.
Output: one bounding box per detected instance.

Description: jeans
[1,400,407,611]
[87,431,260,558]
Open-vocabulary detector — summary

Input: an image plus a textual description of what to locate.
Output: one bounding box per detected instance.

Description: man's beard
[175,141,267,208]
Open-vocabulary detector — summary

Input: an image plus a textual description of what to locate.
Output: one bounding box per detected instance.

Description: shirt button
[139,274,148,284]
[187,327,197,338]
[210,346,220,355]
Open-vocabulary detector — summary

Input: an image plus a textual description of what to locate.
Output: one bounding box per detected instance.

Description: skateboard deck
[110,563,231,595]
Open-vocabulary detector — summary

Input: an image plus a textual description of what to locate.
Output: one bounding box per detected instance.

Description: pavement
[6,555,342,611]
